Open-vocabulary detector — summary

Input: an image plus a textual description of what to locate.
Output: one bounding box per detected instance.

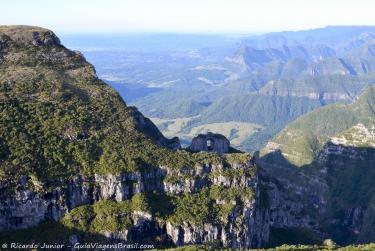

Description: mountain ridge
[100,25,375,152]
[1,25,375,249]
[261,85,375,166]
[0,25,269,248]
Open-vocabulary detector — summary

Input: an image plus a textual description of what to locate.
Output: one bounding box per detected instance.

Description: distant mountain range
[67,26,375,151]
[0,26,263,248]
[1,25,375,250]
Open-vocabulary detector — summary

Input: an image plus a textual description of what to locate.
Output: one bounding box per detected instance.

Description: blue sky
[1,0,375,34]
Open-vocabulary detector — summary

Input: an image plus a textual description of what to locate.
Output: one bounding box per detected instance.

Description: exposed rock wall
[0,168,166,231]
[189,132,230,153]
[257,156,329,239]
[0,161,269,248]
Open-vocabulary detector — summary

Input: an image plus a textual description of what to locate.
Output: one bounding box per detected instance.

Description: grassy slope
[152,117,262,148]
[188,94,326,151]
[261,85,375,166]
[0,26,249,188]
[0,26,256,245]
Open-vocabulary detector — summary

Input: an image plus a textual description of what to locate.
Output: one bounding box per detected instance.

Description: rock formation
[0,161,268,248]
[0,26,265,248]
[1,25,374,249]
[189,132,230,153]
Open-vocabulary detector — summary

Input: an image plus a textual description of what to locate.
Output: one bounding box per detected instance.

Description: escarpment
[0,160,268,248]
[1,25,374,249]
[0,26,268,248]
[259,86,375,245]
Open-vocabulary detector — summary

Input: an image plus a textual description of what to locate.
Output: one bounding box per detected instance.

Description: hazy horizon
[56,25,375,37]
[1,0,375,34]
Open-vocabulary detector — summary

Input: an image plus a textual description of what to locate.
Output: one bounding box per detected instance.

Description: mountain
[1,26,374,249]
[0,25,180,182]
[184,93,327,151]
[241,26,375,49]
[259,86,375,245]
[67,26,375,152]
[0,26,268,248]
[261,85,375,166]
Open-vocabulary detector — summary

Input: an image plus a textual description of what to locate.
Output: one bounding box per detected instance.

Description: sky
[1,0,375,34]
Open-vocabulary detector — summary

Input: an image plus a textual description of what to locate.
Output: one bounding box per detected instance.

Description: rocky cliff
[1,25,374,249]
[0,26,268,248]
[0,156,267,248]
[259,92,375,245]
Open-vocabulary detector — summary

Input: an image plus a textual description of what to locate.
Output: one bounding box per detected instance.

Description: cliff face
[0,161,268,248]
[316,135,375,244]
[1,25,373,249]
[258,154,329,246]
[260,113,375,245]
[0,26,268,248]
[261,85,375,167]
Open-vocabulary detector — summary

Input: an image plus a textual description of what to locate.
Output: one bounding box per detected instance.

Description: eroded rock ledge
[0,160,269,248]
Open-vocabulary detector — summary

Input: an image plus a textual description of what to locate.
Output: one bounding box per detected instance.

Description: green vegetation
[170,185,254,225]
[62,200,133,233]
[0,27,257,248]
[0,184,254,241]
[170,189,214,225]
[259,86,375,244]
[262,85,375,166]
[224,152,252,165]
[152,118,263,149]
[3,26,375,249]
[323,145,375,244]
[186,93,330,152]
[0,26,250,193]
[159,243,375,251]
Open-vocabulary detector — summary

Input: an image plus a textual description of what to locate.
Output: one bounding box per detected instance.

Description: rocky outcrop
[0,25,60,47]
[262,175,326,230]
[0,153,333,247]
[0,157,273,249]
[0,160,269,248]
[5,25,375,249]
[0,168,167,231]
[257,150,329,240]
[259,122,375,245]
[189,132,230,153]
[130,106,181,150]
[330,123,375,148]
[165,199,269,248]
[160,161,268,248]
